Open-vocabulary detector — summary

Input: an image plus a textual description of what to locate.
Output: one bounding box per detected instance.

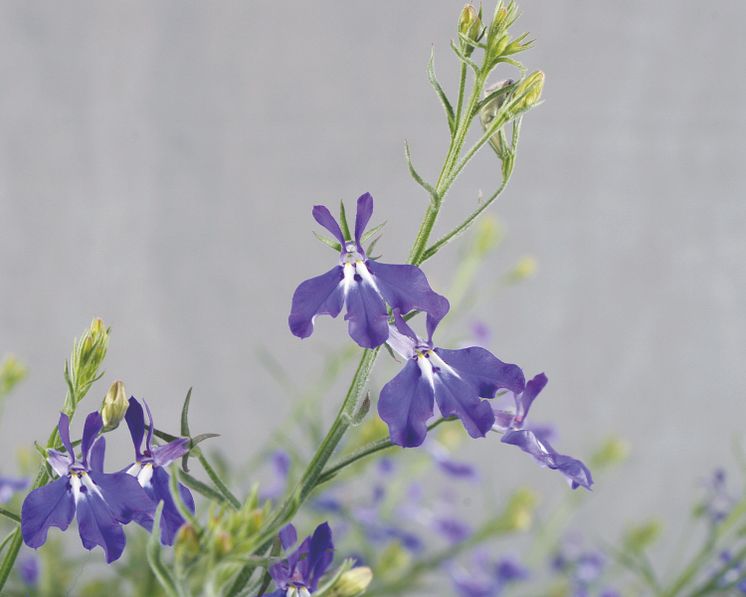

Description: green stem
[227,348,380,596]
[316,418,452,486]
[0,508,20,524]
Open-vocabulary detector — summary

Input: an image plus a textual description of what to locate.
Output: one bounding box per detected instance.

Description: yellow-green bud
[80,318,108,364]
[458,4,482,44]
[174,524,201,561]
[328,567,373,597]
[510,71,545,114]
[0,355,27,397]
[101,380,128,431]
[480,79,514,157]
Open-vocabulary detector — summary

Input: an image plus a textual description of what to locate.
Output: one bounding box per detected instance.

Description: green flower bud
[101,380,128,431]
[174,524,201,562]
[80,317,109,367]
[328,567,373,597]
[510,71,545,115]
[480,79,515,157]
[458,4,482,44]
[0,355,27,397]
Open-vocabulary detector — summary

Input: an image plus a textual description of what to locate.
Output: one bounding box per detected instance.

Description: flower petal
[21,477,75,549]
[279,524,297,550]
[75,491,126,563]
[354,192,374,247]
[302,522,335,591]
[81,411,103,466]
[378,359,435,447]
[46,450,71,477]
[515,373,548,425]
[125,397,145,459]
[343,271,389,349]
[89,437,106,473]
[432,365,496,438]
[313,204,346,245]
[88,470,155,528]
[435,347,525,397]
[501,429,593,490]
[366,261,450,325]
[152,438,191,468]
[57,413,74,463]
[148,467,195,546]
[289,266,345,339]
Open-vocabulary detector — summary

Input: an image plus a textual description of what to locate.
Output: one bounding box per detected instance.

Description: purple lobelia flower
[378,311,525,447]
[124,397,195,546]
[21,411,154,563]
[288,193,450,349]
[266,522,335,597]
[492,373,593,490]
[0,476,28,503]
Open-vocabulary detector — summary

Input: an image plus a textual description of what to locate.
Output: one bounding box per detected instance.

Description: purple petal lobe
[343,273,389,348]
[436,347,525,397]
[75,492,126,563]
[312,205,346,245]
[125,397,145,459]
[354,192,374,246]
[152,438,191,468]
[21,477,75,549]
[46,450,71,477]
[392,309,418,343]
[279,524,297,550]
[289,266,345,339]
[89,471,155,528]
[367,261,450,324]
[89,437,106,473]
[142,400,155,454]
[147,467,194,545]
[379,359,435,447]
[302,522,335,591]
[433,367,496,438]
[515,373,548,424]
[501,429,593,490]
[57,413,74,462]
[81,412,103,466]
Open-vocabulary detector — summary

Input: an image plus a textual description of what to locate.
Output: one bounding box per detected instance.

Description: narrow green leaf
[0,508,19,524]
[427,48,455,134]
[360,221,386,243]
[168,467,199,530]
[474,80,517,115]
[180,388,192,437]
[313,232,342,252]
[179,470,227,504]
[147,502,180,597]
[449,39,480,73]
[404,141,439,203]
[339,200,352,241]
[365,235,382,258]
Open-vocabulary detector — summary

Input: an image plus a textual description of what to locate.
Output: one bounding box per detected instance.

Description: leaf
[179,470,227,504]
[339,200,352,241]
[313,231,342,252]
[180,388,192,437]
[360,221,386,243]
[404,141,439,204]
[427,48,455,134]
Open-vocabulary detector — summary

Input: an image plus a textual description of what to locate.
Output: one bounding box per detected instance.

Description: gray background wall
[0,0,744,565]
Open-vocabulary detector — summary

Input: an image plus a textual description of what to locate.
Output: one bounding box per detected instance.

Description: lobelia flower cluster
[289,193,592,490]
[20,397,194,562]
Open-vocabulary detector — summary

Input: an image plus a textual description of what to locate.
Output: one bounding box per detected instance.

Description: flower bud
[328,567,373,597]
[174,524,201,562]
[458,4,482,44]
[510,71,544,114]
[0,355,27,397]
[80,318,108,366]
[101,380,128,431]
[480,79,514,157]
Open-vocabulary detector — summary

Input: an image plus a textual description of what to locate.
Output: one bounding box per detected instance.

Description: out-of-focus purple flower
[0,476,27,503]
[451,553,529,597]
[701,469,735,524]
[262,450,292,502]
[470,321,492,347]
[491,373,593,490]
[434,517,472,543]
[19,555,39,586]
[289,193,450,349]
[267,522,334,596]
[125,397,194,546]
[427,440,478,480]
[378,311,525,447]
[21,412,154,563]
